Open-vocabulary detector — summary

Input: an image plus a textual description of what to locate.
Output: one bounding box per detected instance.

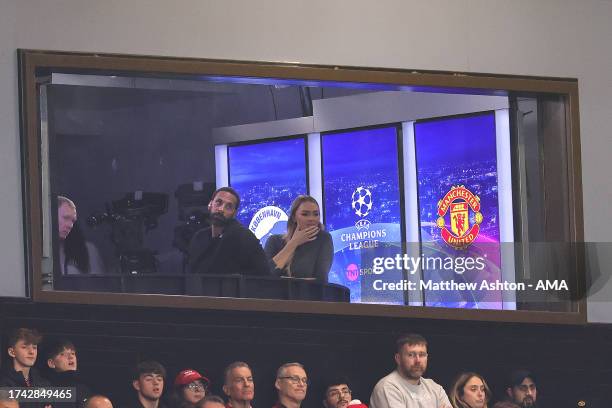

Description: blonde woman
[264,195,333,282]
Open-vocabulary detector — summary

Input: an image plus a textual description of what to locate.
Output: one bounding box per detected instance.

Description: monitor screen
[228,137,307,246]
[322,126,404,304]
[414,111,503,309]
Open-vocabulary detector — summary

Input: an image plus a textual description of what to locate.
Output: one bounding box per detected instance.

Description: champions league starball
[351,187,373,217]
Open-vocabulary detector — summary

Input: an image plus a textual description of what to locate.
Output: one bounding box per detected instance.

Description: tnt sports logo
[345,263,359,281]
[351,187,372,217]
[248,206,288,240]
[436,185,483,249]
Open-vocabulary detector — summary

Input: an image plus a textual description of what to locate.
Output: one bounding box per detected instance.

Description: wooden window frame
[18,49,585,324]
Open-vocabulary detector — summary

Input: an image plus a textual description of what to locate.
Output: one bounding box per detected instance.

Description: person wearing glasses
[222,362,254,408]
[370,334,451,408]
[448,372,492,408]
[273,363,309,408]
[323,376,367,408]
[187,187,268,275]
[170,369,210,408]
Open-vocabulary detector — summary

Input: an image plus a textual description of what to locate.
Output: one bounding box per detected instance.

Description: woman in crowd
[264,195,333,282]
[449,372,492,408]
[170,369,210,408]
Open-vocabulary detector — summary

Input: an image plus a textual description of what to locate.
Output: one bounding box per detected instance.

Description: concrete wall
[1,0,611,322]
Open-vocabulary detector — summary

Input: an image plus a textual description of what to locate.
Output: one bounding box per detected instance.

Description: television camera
[87,191,168,274]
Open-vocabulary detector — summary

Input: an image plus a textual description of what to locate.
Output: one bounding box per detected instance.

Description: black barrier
[54,274,350,302]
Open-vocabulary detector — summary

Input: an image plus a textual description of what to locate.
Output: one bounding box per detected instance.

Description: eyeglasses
[186,382,207,392]
[405,352,428,359]
[278,376,310,386]
[327,388,352,399]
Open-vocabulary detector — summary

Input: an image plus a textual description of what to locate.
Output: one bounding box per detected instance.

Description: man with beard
[187,187,268,275]
[503,370,538,408]
[222,362,254,408]
[370,334,451,408]
[322,376,367,408]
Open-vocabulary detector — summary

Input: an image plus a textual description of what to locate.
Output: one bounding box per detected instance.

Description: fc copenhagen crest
[436,185,482,248]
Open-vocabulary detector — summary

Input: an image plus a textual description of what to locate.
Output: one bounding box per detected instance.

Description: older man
[84,396,114,408]
[56,195,104,274]
[273,363,309,408]
[222,362,254,408]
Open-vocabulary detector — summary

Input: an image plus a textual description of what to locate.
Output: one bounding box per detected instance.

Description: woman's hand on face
[290,225,320,246]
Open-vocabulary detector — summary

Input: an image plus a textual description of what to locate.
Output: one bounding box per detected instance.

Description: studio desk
[53,274,350,302]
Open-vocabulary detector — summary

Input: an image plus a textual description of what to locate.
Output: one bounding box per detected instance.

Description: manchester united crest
[436,185,483,248]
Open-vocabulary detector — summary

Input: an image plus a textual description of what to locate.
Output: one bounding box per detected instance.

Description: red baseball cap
[174,369,210,388]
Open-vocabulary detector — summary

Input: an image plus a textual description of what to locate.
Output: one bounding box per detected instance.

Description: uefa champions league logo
[352,187,372,217]
[352,186,372,230]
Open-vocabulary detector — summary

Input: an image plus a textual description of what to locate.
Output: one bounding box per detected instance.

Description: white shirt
[370,370,452,408]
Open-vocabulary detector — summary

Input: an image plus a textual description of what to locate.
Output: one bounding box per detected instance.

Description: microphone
[347,400,368,408]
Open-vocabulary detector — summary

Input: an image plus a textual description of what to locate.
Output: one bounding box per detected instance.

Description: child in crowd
[0,328,49,387]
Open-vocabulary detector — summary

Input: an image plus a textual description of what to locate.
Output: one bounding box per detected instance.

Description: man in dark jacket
[187,187,268,276]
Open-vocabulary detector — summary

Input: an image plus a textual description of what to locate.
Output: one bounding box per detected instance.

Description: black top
[264,230,333,282]
[0,367,51,408]
[46,369,93,408]
[0,366,50,387]
[120,395,170,408]
[187,218,269,275]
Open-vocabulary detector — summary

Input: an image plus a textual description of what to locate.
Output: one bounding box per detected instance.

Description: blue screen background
[322,126,404,304]
[228,138,307,245]
[415,112,503,309]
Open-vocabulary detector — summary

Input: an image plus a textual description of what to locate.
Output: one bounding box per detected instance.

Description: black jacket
[120,395,170,408]
[0,366,52,408]
[46,369,93,408]
[0,366,50,387]
[187,219,269,276]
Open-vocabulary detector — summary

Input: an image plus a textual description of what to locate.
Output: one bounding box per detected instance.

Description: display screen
[322,126,404,304]
[228,137,307,246]
[414,112,503,309]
